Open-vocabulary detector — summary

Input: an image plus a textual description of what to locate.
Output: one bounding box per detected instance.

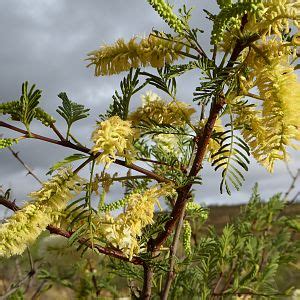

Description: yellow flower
[87,35,185,76]
[90,116,138,168]
[129,91,195,126]
[0,168,85,257]
[101,183,176,260]
[231,37,300,171]
[218,0,300,49]
[292,32,300,45]
[153,133,180,154]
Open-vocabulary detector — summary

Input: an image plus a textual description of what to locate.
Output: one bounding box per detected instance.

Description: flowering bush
[0,0,300,298]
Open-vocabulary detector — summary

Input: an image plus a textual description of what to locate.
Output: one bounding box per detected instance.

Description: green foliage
[168,187,300,299]
[0,82,42,133]
[101,68,143,120]
[0,82,56,129]
[46,153,88,175]
[211,0,263,44]
[211,116,250,195]
[56,92,90,139]
[19,81,42,133]
[193,57,226,105]
[141,65,177,98]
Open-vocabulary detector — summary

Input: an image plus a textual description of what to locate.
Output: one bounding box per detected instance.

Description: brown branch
[150,23,254,252]
[151,96,226,251]
[161,208,185,300]
[284,163,300,201]
[8,147,43,185]
[0,120,168,183]
[0,196,143,265]
[141,263,154,300]
[49,123,65,141]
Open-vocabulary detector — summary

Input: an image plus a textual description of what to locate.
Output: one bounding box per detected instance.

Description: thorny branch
[0,196,143,265]
[0,120,169,183]
[7,147,43,185]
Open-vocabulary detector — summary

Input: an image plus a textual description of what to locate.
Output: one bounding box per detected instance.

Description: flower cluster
[186,202,209,222]
[147,0,185,33]
[214,0,300,47]
[90,116,138,168]
[129,91,195,126]
[233,39,300,171]
[153,133,180,154]
[0,138,18,149]
[87,35,185,76]
[183,220,192,256]
[0,168,85,257]
[100,184,176,260]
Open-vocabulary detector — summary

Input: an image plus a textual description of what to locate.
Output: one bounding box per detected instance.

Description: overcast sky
[0,0,299,210]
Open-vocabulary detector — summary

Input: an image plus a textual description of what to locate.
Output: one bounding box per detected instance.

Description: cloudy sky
[0,0,299,210]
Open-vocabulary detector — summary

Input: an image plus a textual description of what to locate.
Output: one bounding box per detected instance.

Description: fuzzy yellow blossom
[233,37,300,171]
[0,168,85,257]
[91,116,138,168]
[87,35,185,76]
[216,0,300,50]
[153,133,180,154]
[129,91,195,126]
[252,0,300,38]
[101,184,176,260]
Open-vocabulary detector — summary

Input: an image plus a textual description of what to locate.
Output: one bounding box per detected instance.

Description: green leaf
[46,153,88,175]
[18,81,42,132]
[101,68,142,120]
[211,111,250,195]
[56,92,90,138]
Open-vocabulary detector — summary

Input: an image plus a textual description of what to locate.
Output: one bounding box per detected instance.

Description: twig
[49,123,65,141]
[0,196,143,265]
[0,120,168,183]
[284,163,300,201]
[161,208,185,300]
[141,263,154,300]
[8,147,43,185]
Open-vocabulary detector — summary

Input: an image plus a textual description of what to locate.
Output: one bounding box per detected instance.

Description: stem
[50,123,65,141]
[161,208,185,300]
[87,160,96,247]
[0,120,168,183]
[141,263,154,300]
[8,147,43,185]
[150,25,251,252]
[0,196,143,265]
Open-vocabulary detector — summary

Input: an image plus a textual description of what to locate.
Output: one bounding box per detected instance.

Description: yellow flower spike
[0,168,85,257]
[90,116,138,168]
[129,91,195,126]
[101,183,176,260]
[87,35,186,76]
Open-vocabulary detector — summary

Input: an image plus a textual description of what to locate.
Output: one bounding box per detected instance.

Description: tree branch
[0,196,143,265]
[161,208,185,300]
[0,121,168,183]
[8,147,43,185]
[141,263,154,300]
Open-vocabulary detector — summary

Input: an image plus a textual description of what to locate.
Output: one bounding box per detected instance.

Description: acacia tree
[0,0,300,299]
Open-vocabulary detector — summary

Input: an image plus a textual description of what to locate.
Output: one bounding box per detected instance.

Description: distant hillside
[206,202,300,233]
